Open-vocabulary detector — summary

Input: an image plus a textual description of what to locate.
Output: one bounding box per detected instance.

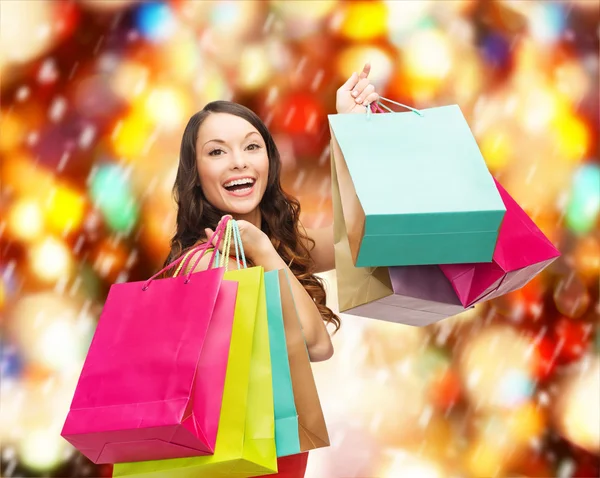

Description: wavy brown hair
[163,100,340,331]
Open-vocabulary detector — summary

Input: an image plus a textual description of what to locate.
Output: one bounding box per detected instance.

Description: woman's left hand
[205,218,274,263]
[336,63,380,114]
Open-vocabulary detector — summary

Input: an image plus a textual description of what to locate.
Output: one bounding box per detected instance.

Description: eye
[208,148,224,156]
[246,143,261,151]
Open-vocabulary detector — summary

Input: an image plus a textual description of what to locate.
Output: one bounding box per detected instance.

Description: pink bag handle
[179,215,233,276]
[142,217,230,290]
[370,96,423,116]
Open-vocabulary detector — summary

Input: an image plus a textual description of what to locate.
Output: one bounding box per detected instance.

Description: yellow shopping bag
[114,257,277,477]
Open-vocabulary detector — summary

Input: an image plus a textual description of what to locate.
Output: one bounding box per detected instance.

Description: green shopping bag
[264,270,300,458]
[328,97,506,267]
[114,221,277,477]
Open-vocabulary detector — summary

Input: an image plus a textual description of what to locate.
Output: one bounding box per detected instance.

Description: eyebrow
[203,131,260,147]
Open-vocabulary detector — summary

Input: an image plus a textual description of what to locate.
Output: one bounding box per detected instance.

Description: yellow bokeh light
[159,32,200,83]
[0,111,25,152]
[555,357,600,454]
[0,0,57,66]
[404,29,453,81]
[110,60,149,101]
[7,198,44,241]
[337,45,394,87]
[237,44,273,92]
[29,236,72,282]
[112,112,154,159]
[18,428,68,471]
[2,155,55,198]
[339,1,388,41]
[144,87,189,131]
[480,130,512,171]
[507,402,546,443]
[465,439,505,478]
[45,185,86,235]
[521,86,568,132]
[552,113,589,162]
[0,280,5,310]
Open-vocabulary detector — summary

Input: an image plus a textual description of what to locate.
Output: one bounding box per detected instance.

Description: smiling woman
[162,65,380,361]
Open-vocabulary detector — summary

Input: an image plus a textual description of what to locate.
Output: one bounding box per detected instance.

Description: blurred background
[0,0,598,477]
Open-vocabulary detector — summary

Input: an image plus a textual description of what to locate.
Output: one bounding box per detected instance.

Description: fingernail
[352,91,358,97]
[356,96,363,103]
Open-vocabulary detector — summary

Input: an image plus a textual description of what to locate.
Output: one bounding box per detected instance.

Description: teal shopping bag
[264,270,301,457]
[328,100,506,267]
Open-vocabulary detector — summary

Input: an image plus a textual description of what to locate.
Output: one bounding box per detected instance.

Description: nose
[229,150,248,170]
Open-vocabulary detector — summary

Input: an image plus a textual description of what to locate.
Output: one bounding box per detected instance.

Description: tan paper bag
[279,270,330,451]
[332,146,469,327]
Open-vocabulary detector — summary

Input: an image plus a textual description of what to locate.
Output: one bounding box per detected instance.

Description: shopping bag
[440,178,561,307]
[264,270,301,458]
[253,453,309,478]
[114,220,277,477]
[278,269,330,451]
[332,152,469,326]
[328,98,506,267]
[62,222,237,464]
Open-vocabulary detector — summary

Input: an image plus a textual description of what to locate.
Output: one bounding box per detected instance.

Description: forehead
[197,113,260,142]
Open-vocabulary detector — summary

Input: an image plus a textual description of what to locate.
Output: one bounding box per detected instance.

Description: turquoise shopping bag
[264,270,300,458]
[328,99,506,267]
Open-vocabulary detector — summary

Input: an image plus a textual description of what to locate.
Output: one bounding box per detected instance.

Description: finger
[362,91,380,106]
[358,62,371,80]
[339,71,359,91]
[351,78,371,98]
[356,84,375,104]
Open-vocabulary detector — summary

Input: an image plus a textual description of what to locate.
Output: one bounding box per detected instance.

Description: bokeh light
[89,163,139,233]
[458,326,537,411]
[135,2,177,43]
[338,1,388,41]
[554,356,600,454]
[44,185,86,236]
[565,163,600,235]
[29,237,73,284]
[8,292,94,374]
[7,199,44,242]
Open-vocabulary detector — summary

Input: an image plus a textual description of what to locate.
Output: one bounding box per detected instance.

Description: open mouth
[222,177,256,196]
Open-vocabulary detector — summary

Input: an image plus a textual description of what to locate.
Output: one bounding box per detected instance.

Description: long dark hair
[163,100,340,330]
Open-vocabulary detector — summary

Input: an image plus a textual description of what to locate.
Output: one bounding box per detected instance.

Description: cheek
[198,162,222,195]
[257,153,270,180]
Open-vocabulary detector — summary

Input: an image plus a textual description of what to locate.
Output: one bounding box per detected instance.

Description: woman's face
[196,113,269,217]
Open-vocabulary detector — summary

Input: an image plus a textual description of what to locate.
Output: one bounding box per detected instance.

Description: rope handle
[366,96,423,117]
[142,218,228,290]
[219,220,247,271]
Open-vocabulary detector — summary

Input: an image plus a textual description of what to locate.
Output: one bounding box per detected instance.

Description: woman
[164,64,379,362]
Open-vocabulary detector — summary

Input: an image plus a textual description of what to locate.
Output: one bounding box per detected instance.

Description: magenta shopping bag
[440,179,560,307]
[62,222,238,464]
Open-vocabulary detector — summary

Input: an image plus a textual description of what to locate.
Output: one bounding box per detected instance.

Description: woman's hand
[336,63,380,114]
[204,218,274,263]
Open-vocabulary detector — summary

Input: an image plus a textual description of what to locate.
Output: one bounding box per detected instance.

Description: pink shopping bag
[440,179,560,307]
[62,221,238,464]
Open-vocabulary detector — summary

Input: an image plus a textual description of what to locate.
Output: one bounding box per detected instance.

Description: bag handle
[177,214,236,277]
[367,96,423,117]
[218,219,247,271]
[142,217,229,290]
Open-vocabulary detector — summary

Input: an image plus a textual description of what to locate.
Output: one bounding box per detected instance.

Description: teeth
[224,178,254,188]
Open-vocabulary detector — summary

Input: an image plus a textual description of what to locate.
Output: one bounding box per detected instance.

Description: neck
[232,207,262,230]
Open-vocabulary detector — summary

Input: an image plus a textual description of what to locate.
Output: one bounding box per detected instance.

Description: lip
[222,175,257,198]
[222,175,256,187]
